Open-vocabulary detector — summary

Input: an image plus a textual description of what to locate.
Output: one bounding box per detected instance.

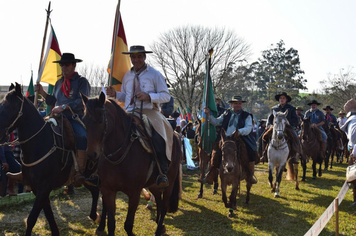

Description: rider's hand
[204,108,210,116]
[105,86,116,97]
[135,91,151,101]
[2,162,9,171]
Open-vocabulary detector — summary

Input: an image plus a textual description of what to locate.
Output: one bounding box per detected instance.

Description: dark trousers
[152,129,169,174]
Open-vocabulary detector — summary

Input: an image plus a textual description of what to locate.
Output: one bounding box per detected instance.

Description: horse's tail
[167,163,181,213]
[286,158,297,181]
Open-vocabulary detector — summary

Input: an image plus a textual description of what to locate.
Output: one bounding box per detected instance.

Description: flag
[177,107,183,119]
[37,24,62,86]
[186,106,193,122]
[107,8,131,92]
[201,49,218,153]
[26,71,34,97]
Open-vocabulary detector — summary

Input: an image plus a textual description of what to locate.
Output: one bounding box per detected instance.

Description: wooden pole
[109,0,122,86]
[34,1,52,108]
[335,197,339,236]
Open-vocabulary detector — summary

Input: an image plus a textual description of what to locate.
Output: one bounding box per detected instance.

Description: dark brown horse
[195,119,218,198]
[219,129,252,218]
[300,117,324,180]
[81,92,181,236]
[0,83,102,235]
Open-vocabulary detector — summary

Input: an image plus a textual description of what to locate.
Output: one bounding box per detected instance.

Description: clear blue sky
[1,0,355,93]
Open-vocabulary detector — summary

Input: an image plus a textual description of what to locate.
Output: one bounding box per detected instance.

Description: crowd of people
[1,46,356,208]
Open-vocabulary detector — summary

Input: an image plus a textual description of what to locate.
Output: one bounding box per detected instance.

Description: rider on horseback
[200,95,258,185]
[261,92,302,164]
[323,105,344,150]
[304,100,327,153]
[106,45,173,188]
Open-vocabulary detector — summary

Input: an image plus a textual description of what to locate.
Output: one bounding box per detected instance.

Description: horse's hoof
[197,194,202,199]
[213,189,218,195]
[228,211,234,218]
[312,176,316,179]
[161,224,166,234]
[274,193,280,198]
[95,229,105,236]
[295,186,300,191]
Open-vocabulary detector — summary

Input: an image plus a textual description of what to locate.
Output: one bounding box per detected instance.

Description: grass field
[1,160,356,235]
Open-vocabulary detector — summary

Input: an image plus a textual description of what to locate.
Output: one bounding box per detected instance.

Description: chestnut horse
[81,92,181,236]
[0,83,102,235]
[219,129,252,218]
[300,117,324,181]
[195,119,219,198]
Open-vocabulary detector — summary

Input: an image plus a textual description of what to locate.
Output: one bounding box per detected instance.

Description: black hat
[53,53,83,63]
[122,45,153,54]
[275,92,292,103]
[323,105,334,111]
[228,95,246,103]
[307,100,321,106]
[171,111,180,118]
[259,119,267,124]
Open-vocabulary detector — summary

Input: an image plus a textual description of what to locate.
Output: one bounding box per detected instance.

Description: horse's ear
[15,82,23,97]
[273,110,277,116]
[99,92,106,107]
[80,92,89,105]
[284,109,289,116]
[9,83,15,91]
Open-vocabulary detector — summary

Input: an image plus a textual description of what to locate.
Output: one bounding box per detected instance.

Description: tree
[320,66,356,111]
[254,40,307,109]
[149,25,251,116]
[78,64,108,96]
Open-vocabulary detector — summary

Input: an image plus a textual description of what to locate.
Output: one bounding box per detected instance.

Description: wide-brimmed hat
[122,45,153,54]
[228,95,246,103]
[171,111,180,118]
[53,53,82,63]
[307,100,321,106]
[344,99,356,113]
[338,110,345,115]
[215,95,222,101]
[296,106,304,111]
[259,119,267,124]
[275,92,292,103]
[323,105,334,111]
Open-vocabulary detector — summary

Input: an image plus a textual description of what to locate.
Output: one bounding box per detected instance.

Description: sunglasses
[59,63,72,67]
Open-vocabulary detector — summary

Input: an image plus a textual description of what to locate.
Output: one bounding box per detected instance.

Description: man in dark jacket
[261,92,301,164]
[200,95,258,184]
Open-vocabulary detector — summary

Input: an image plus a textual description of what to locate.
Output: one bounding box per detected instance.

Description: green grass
[1,161,356,235]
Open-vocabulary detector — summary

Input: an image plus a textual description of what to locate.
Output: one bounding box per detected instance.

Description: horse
[219,128,252,218]
[267,110,299,198]
[336,127,349,163]
[81,92,182,236]
[300,117,324,181]
[195,119,219,198]
[0,83,102,235]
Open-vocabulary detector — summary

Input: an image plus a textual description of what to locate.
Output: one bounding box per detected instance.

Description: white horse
[268,110,299,197]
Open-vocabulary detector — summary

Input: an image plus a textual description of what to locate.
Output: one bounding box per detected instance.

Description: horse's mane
[107,98,132,134]
[303,119,323,142]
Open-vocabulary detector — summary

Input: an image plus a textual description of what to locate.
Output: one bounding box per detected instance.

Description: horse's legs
[85,184,101,223]
[42,197,59,236]
[301,157,307,182]
[124,190,141,236]
[312,160,317,179]
[101,190,117,236]
[245,181,251,205]
[220,179,229,208]
[275,165,284,197]
[97,199,107,233]
[25,193,51,236]
[268,163,274,190]
[294,163,299,190]
[198,149,205,198]
[213,175,219,194]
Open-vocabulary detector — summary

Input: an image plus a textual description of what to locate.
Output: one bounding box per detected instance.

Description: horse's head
[0,83,25,142]
[220,128,237,173]
[272,110,289,140]
[82,92,107,160]
[301,116,311,140]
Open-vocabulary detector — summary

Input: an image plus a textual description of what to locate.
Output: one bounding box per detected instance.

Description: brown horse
[81,92,181,236]
[300,117,324,180]
[195,119,218,198]
[219,129,252,218]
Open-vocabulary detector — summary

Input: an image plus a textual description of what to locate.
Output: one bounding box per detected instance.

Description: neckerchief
[60,72,77,98]
[129,64,147,105]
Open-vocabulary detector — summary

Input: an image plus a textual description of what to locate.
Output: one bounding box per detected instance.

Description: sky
[1,0,355,93]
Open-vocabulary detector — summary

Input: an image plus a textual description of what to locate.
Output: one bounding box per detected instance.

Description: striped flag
[201,49,217,153]
[107,8,131,92]
[37,24,62,86]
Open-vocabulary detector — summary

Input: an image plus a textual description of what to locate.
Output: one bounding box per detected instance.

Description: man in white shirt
[106,45,172,188]
[337,110,347,127]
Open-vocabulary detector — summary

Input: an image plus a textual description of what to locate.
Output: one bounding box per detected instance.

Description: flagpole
[109,0,122,86]
[34,1,52,108]
[203,49,212,151]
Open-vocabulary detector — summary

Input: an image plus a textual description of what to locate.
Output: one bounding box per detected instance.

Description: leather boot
[249,162,257,184]
[156,155,169,188]
[7,179,17,196]
[6,171,23,183]
[73,150,87,187]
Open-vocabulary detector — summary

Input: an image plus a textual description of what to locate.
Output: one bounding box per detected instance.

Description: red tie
[60,72,76,98]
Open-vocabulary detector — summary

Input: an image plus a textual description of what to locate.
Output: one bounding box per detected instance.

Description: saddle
[131,112,153,153]
[45,114,76,151]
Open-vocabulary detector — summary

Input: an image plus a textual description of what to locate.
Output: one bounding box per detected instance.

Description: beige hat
[344,99,356,113]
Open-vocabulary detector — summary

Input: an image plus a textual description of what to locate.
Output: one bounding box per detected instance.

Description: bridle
[271,116,288,150]
[95,101,138,165]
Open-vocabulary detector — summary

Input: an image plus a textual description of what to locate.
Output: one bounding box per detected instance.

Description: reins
[271,118,288,150]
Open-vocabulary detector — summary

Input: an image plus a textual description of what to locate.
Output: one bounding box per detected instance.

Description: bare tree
[149,25,251,116]
[78,63,108,97]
